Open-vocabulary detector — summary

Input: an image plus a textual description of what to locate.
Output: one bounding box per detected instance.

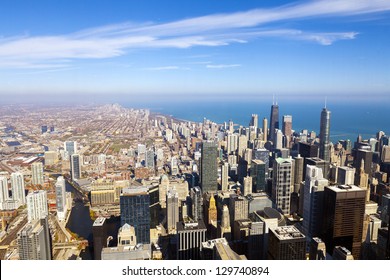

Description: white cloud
[206,64,241,69]
[0,0,388,68]
[144,66,189,71]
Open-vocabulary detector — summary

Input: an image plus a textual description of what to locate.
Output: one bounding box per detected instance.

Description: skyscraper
[31,162,44,185]
[190,187,203,221]
[321,185,365,259]
[145,148,155,169]
[166,189,179,234]
[64,141,77,158]
[200,141,218,193]
[272,157,294,215]
[92,217,107,260]
[263,118,268,142]
[0,176,9,209]
[71,154,81,181]
[55,176,67,221]
[221,162,229,191]
[26,190,48,222]
[269,103,279,142]
[11,172,26,206]
[268,226,306,260]
[17,217,51,260]
[250,114,258,129]
[177,220,207,260]
[251,160,266,193]
[319,108,331,162]
[282,115,292,145]
[120,187,150,244]
[302,165,328,241]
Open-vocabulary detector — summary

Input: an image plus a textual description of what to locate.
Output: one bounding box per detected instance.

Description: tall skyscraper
[319,108,331,162]
[17,217,51,260]
[31,162,44,185]
[250,114,258,129]
[302,165,328,241]
[26,190,48,222]
[251,160,266,193]
[166,189,179,234]
[190,187,203,221]
[11,172,26,206]
[200,141,218,193]
[55,176,67,221]
[282,115,292,145]
[263,118,268,142]
[221,162,229,191]
[321,185,365,259]
[145,149,155,169]
[70,154,81,181]
[272,157,294,215]
[64,141,77,158]
[120,187,150,244]
[253,148,270,179]
[269,103,279,142]
[0,176,9,209]
[243,176,252,196]
[337,166,355,185]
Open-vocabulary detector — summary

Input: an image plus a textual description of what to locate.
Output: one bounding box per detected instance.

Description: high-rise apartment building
[282,115,292,145]
[0,177,9,209]
[64,141,77,158]
[11,172,26,206]
[17,217,51,260]
[251,160,266,193]
[31,162,44,185]
[26,190,48,222]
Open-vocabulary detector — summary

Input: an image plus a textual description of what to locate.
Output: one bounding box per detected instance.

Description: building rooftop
[177,219,207,232]
[121,186,149,196]
[271,226,305,240]
[328,185,365,193]
[201,238,228,250]
[93,217,106,227]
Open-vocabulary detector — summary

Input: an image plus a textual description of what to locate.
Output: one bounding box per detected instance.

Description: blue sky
[0,0,389,102]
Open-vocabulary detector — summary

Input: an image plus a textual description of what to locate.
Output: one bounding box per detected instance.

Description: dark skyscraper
[120,187,151,244]
[321,185,365,259]
[319,108,331,162]
[200,141,218,193]
[269,103,279,142]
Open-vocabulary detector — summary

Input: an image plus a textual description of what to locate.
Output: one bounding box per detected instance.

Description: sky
[0,0,389,103]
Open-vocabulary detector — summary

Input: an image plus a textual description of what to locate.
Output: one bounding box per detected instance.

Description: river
[65,180,121,260]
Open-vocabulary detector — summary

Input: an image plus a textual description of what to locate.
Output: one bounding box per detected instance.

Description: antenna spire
[325,96,327,109]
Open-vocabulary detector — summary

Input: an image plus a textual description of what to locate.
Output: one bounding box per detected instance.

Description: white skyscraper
[302,165,328,241]
[27,190,48,222]
[0,177,10,210]
[31,162,44,185]
[11,172,26,206]
[55,176,67,221]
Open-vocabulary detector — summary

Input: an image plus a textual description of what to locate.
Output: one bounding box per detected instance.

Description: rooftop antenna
[273,94,275,105]
[324,96,327,109]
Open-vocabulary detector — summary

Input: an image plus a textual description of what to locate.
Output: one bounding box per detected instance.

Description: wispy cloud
[144,66,189,71]
[206,64,241,69]
[0,0,388,69]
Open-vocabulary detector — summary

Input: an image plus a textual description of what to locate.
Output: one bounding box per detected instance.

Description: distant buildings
[70,154,81,181]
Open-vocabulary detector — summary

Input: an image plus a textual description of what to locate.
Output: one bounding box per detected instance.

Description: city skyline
[0,0,390,101]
